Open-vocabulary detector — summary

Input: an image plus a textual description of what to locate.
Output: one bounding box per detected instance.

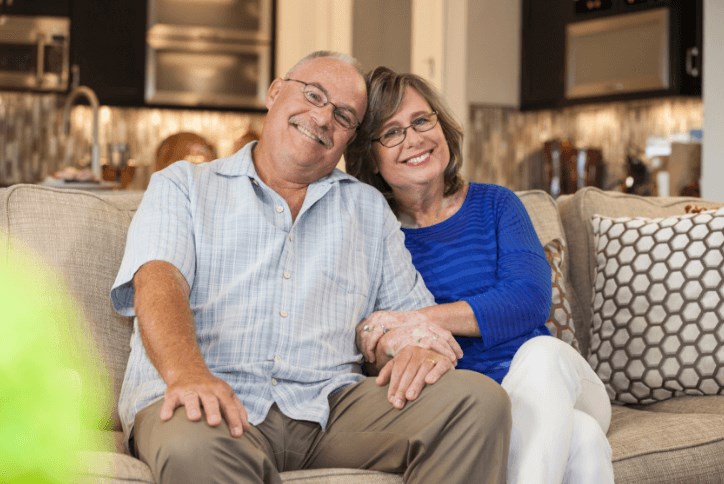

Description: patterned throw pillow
[589,208,724,404]
[544,239,579,350]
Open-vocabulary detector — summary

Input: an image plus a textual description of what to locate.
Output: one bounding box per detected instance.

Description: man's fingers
[376,358,394,386]
[405,357,439,401]
[159,394,180,421]
[181,390,202,421]
[220,394,248,437]
[199,394,222,426]
[237,399,251,431]
[424,358,453,384]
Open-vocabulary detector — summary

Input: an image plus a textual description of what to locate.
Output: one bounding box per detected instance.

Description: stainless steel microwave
[565,8,671,99]
[0,15,70,92]
[144,0,273,109]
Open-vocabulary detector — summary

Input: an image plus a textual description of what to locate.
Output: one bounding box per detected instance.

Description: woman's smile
[402,150,433,166]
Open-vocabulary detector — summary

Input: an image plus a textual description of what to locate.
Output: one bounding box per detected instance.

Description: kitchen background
[1,0,722,199]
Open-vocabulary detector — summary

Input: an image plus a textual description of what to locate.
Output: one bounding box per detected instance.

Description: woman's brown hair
[345,66,464,205]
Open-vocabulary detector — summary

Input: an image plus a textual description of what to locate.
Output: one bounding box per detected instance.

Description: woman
[345,66,613,484]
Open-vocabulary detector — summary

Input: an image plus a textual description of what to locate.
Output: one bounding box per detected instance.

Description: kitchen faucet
[62,86,101,181]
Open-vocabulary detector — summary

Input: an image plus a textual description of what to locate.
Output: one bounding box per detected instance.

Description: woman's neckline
[398,182,472,230]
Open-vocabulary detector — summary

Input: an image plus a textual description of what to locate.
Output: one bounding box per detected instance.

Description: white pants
[501,336,614,484]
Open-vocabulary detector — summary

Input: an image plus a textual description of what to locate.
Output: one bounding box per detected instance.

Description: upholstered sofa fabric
[0,185,143,431]
[2,184,722,484]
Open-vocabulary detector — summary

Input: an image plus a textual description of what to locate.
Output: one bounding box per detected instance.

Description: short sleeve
[110,167,197,316]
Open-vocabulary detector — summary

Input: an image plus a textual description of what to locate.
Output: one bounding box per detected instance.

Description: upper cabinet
[0,0,70,16]
[520,0,702,110]
[70,0,147,106]
[520,0,568,110]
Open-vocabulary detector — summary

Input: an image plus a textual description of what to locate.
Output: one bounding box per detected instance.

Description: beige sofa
[1,183,722,483]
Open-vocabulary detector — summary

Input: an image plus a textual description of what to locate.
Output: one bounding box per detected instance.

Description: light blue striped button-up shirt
[111,143,434,438]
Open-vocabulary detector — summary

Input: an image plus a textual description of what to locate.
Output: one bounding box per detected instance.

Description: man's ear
[265,78,284,110]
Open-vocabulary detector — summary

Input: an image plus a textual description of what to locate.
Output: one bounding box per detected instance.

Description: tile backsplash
[1,90,704,193]
[467,97,703,191]
[0,91,265,188]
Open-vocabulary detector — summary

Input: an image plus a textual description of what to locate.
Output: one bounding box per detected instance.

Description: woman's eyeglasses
[372,112,439,148]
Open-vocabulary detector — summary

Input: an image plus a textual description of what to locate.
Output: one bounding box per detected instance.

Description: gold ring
[426,358,438,366]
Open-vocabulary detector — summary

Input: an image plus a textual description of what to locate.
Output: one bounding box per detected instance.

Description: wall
[468,98,703,192]
[701,0,724,200]
[466,0,520,107]
[276,0,353,76]
[352,0,411,73]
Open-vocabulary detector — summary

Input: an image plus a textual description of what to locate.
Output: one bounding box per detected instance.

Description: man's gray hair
[285,51,365,78]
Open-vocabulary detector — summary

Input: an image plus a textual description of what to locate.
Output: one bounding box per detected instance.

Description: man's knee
[441,370,512,433]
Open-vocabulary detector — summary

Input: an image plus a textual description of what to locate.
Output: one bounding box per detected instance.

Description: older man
[112,51,510,484]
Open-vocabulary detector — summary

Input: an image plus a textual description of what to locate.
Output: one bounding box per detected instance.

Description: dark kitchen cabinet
[70,0,147,106]
[520,0,702,111]
[0,0,70,16]
[519,0,570,110]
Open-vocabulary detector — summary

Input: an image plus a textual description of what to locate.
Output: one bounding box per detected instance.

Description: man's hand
[160,370,250,438]
[357,310,462,364]
[376,346,454,409]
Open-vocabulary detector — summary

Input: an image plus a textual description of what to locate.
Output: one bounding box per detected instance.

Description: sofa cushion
[588,209,724,404]
[634,394,724,415]
[543,239,578,349]
[281,469,402,483]
[558,187,722,358]
[0,185,144,431]
[609,405,724,483]
[76,450,154,483]
[516,190,581,345]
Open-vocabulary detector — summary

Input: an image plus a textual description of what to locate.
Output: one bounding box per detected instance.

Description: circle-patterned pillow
[589,208,724,404]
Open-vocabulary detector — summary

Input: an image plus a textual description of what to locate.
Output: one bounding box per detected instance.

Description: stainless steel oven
[145,0,273,109]
[0,15,70,91]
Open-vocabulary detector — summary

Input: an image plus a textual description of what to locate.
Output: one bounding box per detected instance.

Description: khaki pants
[134,370,511,484]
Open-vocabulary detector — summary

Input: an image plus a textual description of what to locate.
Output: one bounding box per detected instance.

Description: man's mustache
[289,116,333,148]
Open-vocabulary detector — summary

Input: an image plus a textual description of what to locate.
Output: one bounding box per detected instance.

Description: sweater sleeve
[461,189,552,350]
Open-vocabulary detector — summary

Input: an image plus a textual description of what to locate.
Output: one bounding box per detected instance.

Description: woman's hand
[356,310,463,365]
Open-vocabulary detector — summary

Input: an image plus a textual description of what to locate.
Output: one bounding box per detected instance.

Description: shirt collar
[210,140,359,186]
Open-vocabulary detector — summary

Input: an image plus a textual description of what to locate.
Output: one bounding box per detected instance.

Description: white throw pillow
[588,207,724,404]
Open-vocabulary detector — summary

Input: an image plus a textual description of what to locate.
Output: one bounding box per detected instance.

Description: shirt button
[279,310,288,318]
[271,378,278,386]
[275,205,284,213]
[283,271,291,279]
[274,355,282,363]
[288,234,293,242]
[252,179,259,186]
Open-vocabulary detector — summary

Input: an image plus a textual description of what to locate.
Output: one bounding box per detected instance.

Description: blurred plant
[0,241,111,483]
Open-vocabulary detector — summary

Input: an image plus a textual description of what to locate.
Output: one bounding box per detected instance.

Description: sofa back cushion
[558,187,722,358]
[0,185,143,431]
[517,190,578,348]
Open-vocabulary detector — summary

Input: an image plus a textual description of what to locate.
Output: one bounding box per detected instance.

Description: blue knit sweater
[401,183,552,383]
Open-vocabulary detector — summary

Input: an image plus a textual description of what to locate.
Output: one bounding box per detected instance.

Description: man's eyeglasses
[283,78,360,130]
[372,112,439,148]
